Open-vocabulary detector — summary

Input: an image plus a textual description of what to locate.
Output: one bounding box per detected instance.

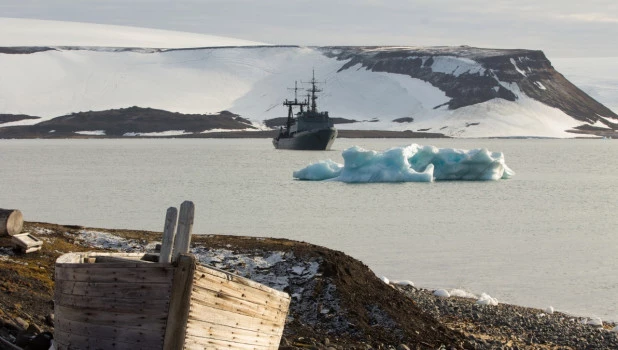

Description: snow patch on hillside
[431,56,485,76]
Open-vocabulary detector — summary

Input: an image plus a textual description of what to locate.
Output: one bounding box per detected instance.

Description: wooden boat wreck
[53,201,291,350]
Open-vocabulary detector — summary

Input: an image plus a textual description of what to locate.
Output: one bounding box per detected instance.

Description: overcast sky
[1,0,617,58]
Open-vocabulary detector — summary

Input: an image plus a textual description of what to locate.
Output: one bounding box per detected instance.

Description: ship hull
[273,127,337,150]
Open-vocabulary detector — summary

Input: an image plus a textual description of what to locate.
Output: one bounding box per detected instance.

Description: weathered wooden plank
[163,254,196,350]
[54,281,172,299]
[55,305,168,332]
[185,319,280,346]
[55,330,158,350]
[54,292,170,315]
[57,252,167,264]
[184,335,274,350]
[172,201,194,262]
[55,318,164,347]
[93,255,156,264]
[189,289,287,323]
[11,233,43,249]
[196,264,289,299]
[187,302,285,336]
[55,265,174,283]
[160,207,178,263]
[193,272,289,310]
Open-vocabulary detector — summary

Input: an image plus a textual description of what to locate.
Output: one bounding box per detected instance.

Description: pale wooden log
[0,209,23,236]
[160,207,177,263]
[172,201,194,262]
[163,254,196,350]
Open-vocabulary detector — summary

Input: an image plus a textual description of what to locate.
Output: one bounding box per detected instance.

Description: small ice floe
[545,306,554,314]
[433,289,451,298]
[293,144,515,182]
[475,293,499,306]
[380,276,390,284]
[587,317,603,327]
[392,280,415,287]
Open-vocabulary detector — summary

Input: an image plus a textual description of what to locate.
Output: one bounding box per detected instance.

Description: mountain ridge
[1,44,616,138]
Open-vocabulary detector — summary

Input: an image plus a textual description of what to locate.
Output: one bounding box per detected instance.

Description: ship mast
[306,69,322,113]
[283,81,308,130]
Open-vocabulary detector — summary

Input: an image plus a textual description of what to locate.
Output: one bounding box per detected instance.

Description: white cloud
[554,13,618,24]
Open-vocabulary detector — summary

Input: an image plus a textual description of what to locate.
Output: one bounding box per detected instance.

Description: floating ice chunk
[476,293,499,306]
[293,144,514,182]
[292,159,343,181]
[434,289,451,298]
[392,280,415,287]
[587,317,603,326]
[545,306,554,314]
[380,276,390,284]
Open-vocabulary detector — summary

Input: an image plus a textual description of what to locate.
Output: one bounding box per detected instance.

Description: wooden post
[162,254,196,350]
[0,209,23,236]
[159,207,178,263]
[172,201,194,262]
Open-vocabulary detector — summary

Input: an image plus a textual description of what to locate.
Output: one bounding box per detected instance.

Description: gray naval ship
[273,72,337,150]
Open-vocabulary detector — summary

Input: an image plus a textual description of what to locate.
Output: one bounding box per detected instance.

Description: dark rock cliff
[321,46,618,126]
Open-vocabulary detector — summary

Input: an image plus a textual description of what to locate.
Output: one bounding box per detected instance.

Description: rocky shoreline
[0,222,616,349]
[397,287,618,350]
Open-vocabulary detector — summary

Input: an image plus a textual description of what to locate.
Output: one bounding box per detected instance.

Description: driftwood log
[0,209,23,236]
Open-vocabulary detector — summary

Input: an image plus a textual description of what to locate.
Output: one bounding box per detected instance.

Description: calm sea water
[1,138,617,321]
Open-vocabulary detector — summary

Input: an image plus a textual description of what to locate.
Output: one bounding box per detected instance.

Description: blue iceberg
[293,144,515,182]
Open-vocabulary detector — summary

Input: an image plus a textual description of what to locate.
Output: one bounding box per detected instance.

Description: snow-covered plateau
[1,18,617,138]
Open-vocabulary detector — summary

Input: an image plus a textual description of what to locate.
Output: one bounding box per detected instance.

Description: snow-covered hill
[0,18,266,48]
[0,19,616,138]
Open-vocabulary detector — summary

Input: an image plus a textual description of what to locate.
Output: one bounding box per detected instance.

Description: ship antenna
[303,69,323,113]
[288,81,300,103]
